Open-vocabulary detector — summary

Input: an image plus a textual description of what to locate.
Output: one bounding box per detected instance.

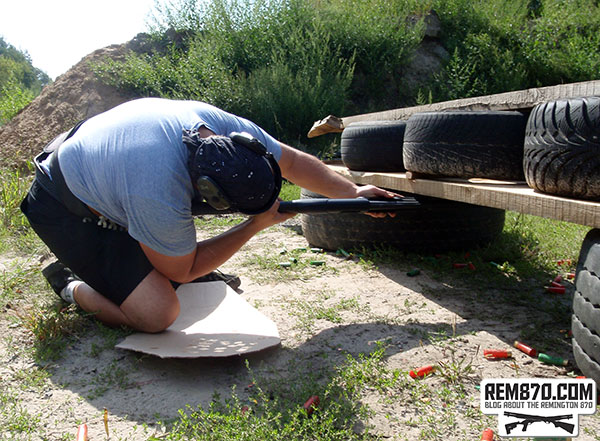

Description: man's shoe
[192,270,241,290]
[41,261,80,297]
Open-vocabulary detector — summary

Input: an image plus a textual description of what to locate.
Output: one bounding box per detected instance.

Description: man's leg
[22,180,179,332]
[74,269,180,333]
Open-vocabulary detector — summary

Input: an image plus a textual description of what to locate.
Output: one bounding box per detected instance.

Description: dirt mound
[0,41,139,168]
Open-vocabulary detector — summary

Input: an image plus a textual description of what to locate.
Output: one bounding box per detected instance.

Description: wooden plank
[307,80,600,137]
[342,80,600,125]
[330,165,600,228]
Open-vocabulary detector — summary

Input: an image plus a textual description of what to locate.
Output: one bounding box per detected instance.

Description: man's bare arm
[140,200,295,283]
[277,142,398,202]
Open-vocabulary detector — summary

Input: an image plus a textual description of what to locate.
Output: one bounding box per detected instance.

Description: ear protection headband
[185,131,282,215]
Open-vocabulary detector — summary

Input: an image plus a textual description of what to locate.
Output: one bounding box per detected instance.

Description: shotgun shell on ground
[336,248,350,257]
[406,269,420,277]
[546,285,566,294]
[310,260,325,266]
[513,340,537,357]
[483,349,512,360]
[538,353,568,366]
[303,395,320,416]
[409,365,436,379]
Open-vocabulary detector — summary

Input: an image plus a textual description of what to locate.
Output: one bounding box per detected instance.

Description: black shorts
[21,179,154,306]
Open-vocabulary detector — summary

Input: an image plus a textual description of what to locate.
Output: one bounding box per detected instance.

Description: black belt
[33,121,93,218]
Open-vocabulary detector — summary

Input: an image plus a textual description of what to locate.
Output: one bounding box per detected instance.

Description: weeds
[16,302,89,362]
[285,291,368,336]
[156,347,397,440]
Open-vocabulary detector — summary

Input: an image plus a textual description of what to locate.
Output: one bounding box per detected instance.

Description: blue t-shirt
[57,98,282,256]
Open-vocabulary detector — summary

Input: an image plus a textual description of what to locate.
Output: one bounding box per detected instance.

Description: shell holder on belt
[183,130,282,215]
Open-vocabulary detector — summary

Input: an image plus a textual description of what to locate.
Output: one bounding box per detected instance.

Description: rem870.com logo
[480,379,596,437]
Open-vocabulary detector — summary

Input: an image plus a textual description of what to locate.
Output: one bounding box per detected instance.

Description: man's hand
[354,185,403,218]
[249,199,297,229]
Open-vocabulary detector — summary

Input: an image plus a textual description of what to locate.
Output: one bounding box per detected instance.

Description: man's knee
[133,299,179,333]
[121,272,181,333]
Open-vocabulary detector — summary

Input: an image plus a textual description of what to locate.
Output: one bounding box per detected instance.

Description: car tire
[403,111,527,180]
[524,97,600,200]
[572,228,600,385]
[299,189,505,252]
[341,121,407,172]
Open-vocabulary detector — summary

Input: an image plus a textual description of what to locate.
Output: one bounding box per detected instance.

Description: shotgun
[192,196,420,215]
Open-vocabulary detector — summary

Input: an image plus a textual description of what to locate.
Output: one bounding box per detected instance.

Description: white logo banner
[480,378,597,437]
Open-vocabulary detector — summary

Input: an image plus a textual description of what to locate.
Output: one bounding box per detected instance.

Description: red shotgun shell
[513,340,537,357]
[409,365,436,379]
[483,349,512,360]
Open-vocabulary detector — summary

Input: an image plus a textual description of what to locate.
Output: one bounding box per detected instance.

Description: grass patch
[356,211,588,290]
[16,302,90,362]
[154,345,400,440]
[285,290,369,336]
[242,245,338,283]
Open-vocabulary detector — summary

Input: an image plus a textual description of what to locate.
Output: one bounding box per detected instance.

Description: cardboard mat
[115,282,280,358]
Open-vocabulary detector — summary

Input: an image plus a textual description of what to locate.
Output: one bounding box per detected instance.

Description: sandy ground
[1,217,599,441]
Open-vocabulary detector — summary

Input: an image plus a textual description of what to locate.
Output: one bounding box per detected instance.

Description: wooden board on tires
[329,165,600,228]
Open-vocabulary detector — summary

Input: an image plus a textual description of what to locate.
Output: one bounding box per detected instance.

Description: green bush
[94,0,600,152]
[425,0,600,102]
[0,37,51,126]
[0,79,35,125]
[93,0,425,155]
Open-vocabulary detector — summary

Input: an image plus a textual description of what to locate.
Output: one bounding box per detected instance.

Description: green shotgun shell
[336,248,350,257]
[310,260,325,266]
[407,269,420,277]
[289,257,298,264]
[538,353,568,366]
[310,247,324,253]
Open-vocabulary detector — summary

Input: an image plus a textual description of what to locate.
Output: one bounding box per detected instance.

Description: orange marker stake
[566,272,575,279]
[483,349,512,360]
[513,340,537,357]
[551,281,564,288]
[103,408,109,438]
[303,395,320,416]
[76,424,88,441]
[481,428,494,441]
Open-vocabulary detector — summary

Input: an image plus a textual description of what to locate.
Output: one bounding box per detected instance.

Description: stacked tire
[402,111,527,180]
[523,97,600,200]
[341,121,406,171]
